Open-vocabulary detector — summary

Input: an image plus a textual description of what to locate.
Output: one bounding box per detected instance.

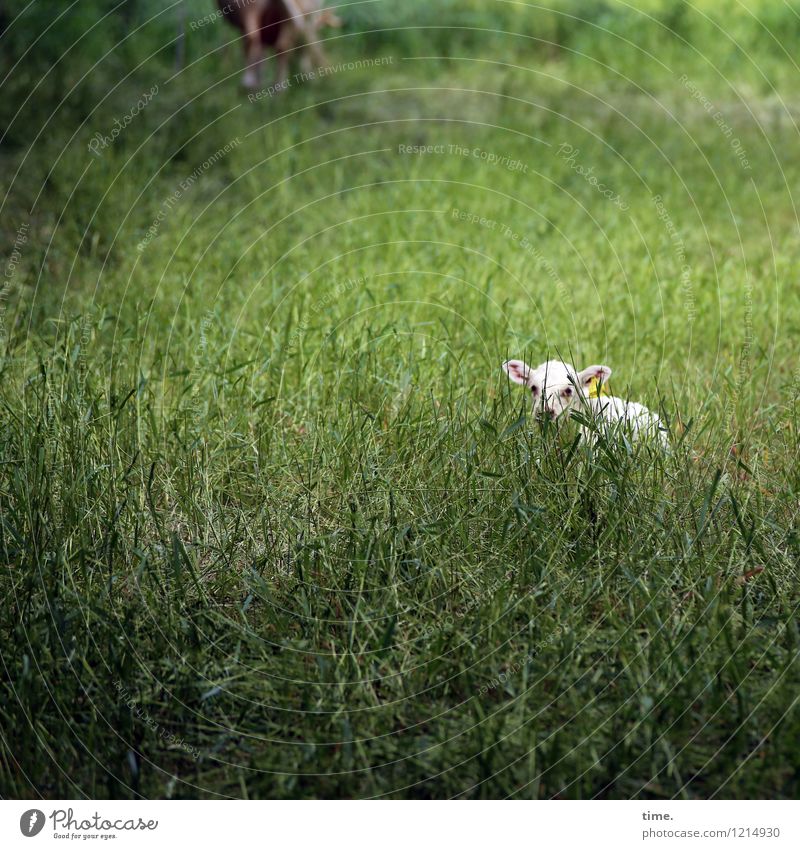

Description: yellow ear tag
[587,376,610,399]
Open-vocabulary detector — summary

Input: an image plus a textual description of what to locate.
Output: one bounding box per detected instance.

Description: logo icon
[20,810,45,837]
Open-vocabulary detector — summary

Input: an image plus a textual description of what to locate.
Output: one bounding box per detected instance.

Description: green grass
[1,0,800,799]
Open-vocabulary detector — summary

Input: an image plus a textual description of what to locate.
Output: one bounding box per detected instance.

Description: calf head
[502,359,611,420]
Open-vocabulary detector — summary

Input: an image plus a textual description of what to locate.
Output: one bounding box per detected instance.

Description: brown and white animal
[218,0,341,90]
[502,358,667,445]
[276,3,342,78]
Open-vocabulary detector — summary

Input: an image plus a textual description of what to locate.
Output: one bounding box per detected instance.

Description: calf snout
[534,400,557,420]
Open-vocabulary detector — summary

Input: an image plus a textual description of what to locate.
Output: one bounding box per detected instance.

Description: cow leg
[274,27,294,89]
[275,48,290,88]
[300,45,325,75]
[282,0,327,70]
[241,9,265,89]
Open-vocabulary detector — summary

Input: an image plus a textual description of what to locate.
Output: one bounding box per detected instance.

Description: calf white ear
[577,364,612,386]
[502,359,533,386]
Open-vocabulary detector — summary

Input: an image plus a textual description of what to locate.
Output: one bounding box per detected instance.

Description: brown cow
[217,0,341,90]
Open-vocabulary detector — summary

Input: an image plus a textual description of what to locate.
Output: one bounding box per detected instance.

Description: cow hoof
[242,71,259,90]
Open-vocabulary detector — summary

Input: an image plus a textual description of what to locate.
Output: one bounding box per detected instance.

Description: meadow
[1,0,800,798]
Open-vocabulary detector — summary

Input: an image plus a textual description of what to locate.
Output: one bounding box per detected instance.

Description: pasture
[1,0,800,798]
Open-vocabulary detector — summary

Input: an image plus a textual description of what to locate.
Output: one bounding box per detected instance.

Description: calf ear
[577,364,612,386]
[502,359,533,386]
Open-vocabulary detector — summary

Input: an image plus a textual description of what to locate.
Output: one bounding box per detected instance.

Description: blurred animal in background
[276,3,342,78]
[218,0,342,90]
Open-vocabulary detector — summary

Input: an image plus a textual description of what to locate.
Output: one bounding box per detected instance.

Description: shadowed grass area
[1,0,800,798]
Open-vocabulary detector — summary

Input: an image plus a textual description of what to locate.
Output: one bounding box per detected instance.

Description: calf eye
[562,387,573,397]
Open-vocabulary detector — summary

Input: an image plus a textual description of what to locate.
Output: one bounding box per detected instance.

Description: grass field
[2,0,800,799]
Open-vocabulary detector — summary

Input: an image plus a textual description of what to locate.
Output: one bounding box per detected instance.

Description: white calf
[502,358,666,445]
